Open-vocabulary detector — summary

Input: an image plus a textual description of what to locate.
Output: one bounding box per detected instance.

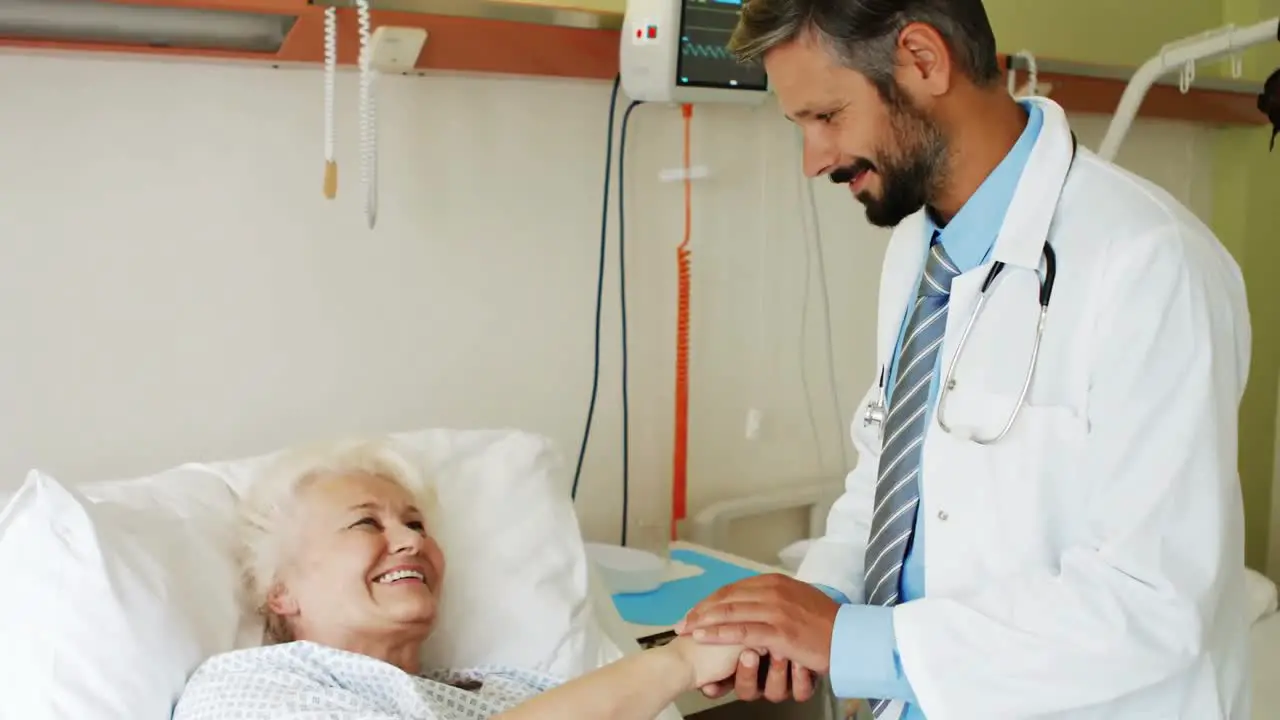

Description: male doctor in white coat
[674,0,1255,717]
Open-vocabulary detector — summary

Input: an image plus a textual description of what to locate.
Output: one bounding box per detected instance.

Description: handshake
[660,573,841,703]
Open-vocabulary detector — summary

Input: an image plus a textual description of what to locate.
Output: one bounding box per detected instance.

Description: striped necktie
[864,237,959,718]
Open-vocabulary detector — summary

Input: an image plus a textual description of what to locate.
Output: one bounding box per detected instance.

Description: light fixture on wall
[0,0,295,53]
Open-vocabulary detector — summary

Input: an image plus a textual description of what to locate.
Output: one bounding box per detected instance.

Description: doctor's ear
[894,22,954,97]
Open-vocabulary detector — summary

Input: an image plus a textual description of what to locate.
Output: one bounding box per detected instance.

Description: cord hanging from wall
[356,0,378,229]
[323,6,338,200]
[316,5,427,225]
[1006,50,1051,98]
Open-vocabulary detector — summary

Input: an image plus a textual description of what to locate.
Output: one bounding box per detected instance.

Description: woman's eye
[407,520,426,533]
[352,517,380,529]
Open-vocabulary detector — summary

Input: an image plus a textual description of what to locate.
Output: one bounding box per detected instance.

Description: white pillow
[399,429,601,675]
[201,428,606,676]
[0,469,244,719]
[0,427,608,720]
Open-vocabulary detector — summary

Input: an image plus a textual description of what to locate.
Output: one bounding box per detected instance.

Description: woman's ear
[266,582,300,617]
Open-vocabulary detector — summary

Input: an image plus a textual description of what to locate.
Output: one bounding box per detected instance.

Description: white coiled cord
[1007,49,1039,98]
[356,0,378,229]
[322,6,338,199]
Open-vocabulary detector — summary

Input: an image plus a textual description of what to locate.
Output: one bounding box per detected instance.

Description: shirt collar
[926,100,1044,271]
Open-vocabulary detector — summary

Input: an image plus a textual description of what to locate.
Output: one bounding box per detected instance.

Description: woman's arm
[494,638,741,720]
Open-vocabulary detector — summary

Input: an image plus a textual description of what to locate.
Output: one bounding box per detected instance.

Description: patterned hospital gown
[172,641,564,720]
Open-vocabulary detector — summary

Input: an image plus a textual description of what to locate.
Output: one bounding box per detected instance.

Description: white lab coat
[798,97,1253,719]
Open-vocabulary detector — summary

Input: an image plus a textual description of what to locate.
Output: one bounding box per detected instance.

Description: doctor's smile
[672,0,1256,717]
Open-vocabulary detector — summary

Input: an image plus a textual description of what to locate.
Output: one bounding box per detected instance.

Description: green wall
[986,0,1225,67]
[985,0,1279,569]
[1217,0,1280,570]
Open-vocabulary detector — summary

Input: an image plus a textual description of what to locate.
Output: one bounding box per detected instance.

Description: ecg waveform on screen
[676,0,767,90]
[680,41,734,60]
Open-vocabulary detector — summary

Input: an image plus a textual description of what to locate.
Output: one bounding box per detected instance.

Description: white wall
[0,52,1216,557]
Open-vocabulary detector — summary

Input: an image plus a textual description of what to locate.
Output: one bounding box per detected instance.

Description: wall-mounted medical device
[620,0,768,104]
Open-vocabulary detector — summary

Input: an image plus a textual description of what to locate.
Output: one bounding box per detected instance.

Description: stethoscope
[863,133,1074,446]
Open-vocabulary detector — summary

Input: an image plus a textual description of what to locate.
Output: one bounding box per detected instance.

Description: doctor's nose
[800,134,839,179]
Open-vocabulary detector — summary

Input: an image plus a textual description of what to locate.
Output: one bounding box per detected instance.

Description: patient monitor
[620,0,769,104]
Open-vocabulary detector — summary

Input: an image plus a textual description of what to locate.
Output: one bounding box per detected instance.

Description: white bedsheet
[1246,568,1278,625]
[1252,610,1280,720]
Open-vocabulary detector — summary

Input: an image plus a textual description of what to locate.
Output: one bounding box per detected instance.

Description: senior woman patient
[172,438,741,720]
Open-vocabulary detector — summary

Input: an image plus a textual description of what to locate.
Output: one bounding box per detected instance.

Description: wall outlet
[745,408,763,440]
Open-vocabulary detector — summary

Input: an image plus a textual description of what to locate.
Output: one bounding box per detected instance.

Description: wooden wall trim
[0,4,1267,127]
[278,8,620,79]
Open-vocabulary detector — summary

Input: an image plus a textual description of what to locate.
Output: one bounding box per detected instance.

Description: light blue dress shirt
[815,101,1043,718]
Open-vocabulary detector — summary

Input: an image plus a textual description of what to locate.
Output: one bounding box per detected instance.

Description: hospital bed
[0,428,683,720]
[690,482,1280,720]
[1,429,1275,720]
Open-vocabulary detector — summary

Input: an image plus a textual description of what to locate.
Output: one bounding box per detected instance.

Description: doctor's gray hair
[237,436,439,643]
[729,0,1002,96]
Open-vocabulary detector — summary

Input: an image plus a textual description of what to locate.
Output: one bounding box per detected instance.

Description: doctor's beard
[835,88,950,229]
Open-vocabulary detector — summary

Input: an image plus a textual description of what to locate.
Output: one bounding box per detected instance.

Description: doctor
[674,0,1254,717]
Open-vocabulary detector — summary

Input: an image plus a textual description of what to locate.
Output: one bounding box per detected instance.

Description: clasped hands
[672,573,840,703]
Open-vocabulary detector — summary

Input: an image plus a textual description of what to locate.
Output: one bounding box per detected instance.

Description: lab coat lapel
[880,213,928,364]
[940,98,1075,379]
[937,260,986,394]
[989,97,1075,270]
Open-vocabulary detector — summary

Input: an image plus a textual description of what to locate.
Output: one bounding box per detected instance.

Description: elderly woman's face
[268,471,445,644]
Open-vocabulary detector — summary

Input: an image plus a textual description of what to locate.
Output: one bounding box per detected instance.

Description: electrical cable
[802,171,849,471]
[671,103,693,539]
[571,75,622,502]
[796,161,826,470]
[356,0,377,229]
[617,98,643,546]
[791,125,848,473]
[566,74,642,548]
[322,6,338,200]
[752,108,770,412]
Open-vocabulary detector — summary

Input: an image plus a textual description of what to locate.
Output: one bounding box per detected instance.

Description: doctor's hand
[695,647,820,704]
[674,574,838,699]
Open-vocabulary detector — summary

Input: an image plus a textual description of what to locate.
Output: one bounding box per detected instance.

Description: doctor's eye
[815,105,846,124]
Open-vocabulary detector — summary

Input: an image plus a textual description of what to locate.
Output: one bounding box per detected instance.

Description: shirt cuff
[827,604,917,704]
[813,584,851,605]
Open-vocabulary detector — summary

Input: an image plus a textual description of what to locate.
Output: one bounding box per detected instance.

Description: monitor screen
[675,0,768,91]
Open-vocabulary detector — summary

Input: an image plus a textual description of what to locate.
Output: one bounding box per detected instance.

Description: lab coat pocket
[935,387,1088,576]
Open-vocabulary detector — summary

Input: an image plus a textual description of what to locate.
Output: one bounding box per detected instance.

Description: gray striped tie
[865,238,958,718]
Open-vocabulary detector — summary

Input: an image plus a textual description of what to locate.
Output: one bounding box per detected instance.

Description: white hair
[237,436,439,642]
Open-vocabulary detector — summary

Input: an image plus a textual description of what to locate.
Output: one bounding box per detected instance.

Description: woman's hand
[663,636,744,689]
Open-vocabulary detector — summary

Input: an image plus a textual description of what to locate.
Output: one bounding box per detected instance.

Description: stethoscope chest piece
[863,401,887,428]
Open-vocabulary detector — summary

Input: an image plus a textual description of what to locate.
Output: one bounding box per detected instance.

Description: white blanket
[1245,568,1278,625]
[172,641,564,720]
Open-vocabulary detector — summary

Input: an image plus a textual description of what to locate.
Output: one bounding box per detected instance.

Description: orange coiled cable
[671,103,693,540]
